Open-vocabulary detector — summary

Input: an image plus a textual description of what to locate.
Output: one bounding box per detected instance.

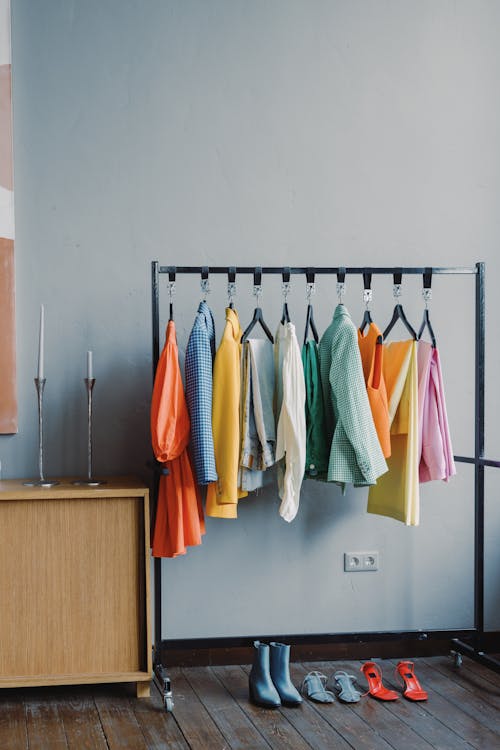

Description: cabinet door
[0,496,147,678]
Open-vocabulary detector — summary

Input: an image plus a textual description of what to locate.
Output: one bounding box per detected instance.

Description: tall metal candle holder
[23,378,59,487]
[73,377,106,486]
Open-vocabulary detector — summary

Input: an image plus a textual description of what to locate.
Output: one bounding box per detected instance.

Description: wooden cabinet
[0,477,152,696]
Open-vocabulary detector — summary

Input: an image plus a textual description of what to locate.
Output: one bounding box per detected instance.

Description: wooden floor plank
[384,658,500,749]
[3,656,500,749]
[0,695,28,750]
[132,680,190,750]
[25,695,68,750]
[240,663,355,750]
[353,660,475,750]
[165,667,231,749]
[310,659,435,750]
[422,655,500,711]
[94,685,150,750]
[449,653,500,691]
[57,692,109,750]
[213,665,313,750]
[184,666,271,749]
[293,662,396,750]
[400,658,500,733]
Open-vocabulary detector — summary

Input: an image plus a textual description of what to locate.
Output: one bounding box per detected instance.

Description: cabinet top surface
[0,476,149,500]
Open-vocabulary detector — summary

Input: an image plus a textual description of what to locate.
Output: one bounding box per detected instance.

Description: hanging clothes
[358,323,391,459]
[417,341,456,483]
[185,300,217,485]
[151,320,205,558]
[367,339,419,525]
[275,322,307,522]
[301,339,328,479]
[239,338,276,492]
[206,307,247,518]
[319,305,388,489]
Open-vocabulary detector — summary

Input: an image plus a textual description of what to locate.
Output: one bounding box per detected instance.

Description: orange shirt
[358,323,391,458]
[150,321,205,557]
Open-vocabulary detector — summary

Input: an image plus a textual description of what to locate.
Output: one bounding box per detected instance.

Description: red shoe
[360,661,399,701]
[396,661,428,701]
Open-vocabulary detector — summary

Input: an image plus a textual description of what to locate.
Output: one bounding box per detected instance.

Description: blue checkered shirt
[185,301,218,484]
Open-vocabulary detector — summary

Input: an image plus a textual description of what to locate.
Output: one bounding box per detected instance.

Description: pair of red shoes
[361,660,428,701]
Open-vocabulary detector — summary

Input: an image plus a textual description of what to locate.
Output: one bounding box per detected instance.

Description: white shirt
[275,322,306,522]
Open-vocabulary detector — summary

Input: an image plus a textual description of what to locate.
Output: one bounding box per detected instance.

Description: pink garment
[417,341,456,483]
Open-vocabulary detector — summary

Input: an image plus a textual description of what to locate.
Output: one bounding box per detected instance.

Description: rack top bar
[157,265,477,275]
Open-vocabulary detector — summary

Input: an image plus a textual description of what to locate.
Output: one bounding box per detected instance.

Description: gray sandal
[300,671,335,703]
[329,671,361,703]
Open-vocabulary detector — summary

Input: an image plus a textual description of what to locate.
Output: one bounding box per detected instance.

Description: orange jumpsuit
[151,320,205,557]
[358,323,391,458]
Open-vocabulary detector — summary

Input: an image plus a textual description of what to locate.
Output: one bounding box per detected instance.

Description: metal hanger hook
[362,270,372,309]
[253,284,263,304]
[252,266,263,304]
[422,286,432,309]
[337,266,346,302]
[422,267,432,309]
[200,280,210,300]
[167,266,176,301]
[393,269,402,299]
[281,267,291,300]
[227,266,236,305]
[305,267,316,302]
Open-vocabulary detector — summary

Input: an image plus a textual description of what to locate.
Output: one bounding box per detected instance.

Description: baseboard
[159,630,500,667]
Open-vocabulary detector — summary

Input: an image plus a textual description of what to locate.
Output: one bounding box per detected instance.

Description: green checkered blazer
[318,305,388,487]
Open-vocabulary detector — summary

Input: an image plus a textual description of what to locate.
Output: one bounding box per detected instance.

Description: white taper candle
[87,350,93,379]
[37,304,44,379]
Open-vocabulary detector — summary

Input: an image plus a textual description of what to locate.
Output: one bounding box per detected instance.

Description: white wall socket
[344,551,379,572]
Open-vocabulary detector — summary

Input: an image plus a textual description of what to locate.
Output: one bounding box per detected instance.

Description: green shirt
[318,305,388,488]
[301,340,329,480]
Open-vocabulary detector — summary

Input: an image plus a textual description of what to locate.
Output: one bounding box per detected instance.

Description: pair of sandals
[300,670,361,704]
[361,660,428,702]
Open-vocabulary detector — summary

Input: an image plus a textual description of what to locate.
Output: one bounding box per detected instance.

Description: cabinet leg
[136,681,151,698]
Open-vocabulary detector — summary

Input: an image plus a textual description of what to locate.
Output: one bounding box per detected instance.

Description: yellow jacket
[206,308,247,518]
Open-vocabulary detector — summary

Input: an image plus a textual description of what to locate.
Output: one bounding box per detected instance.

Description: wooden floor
[0,656,499,749]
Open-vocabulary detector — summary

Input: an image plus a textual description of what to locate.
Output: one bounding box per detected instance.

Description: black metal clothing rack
[150,261,499,710]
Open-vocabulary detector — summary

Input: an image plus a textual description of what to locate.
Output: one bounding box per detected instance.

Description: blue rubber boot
[248,641,281,708]
[270,642,302,707]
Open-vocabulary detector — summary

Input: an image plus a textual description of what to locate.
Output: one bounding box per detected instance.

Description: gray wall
[3,0,500,638]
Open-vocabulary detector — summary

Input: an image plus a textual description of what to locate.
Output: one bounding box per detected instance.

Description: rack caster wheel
[451,650,463,668]
[153,664,174,713]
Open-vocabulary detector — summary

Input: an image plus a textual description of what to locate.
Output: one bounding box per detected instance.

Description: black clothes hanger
[417,268,437,348]
[382,270,417,341]
[281,267,291,324]
[303,268,319,345]
[227,267,236,309]
[241,267,274,343]
[359,271,373,333]
[167,266,176,321]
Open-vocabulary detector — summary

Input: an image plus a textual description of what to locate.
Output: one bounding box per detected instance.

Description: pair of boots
[249,640,302,708]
